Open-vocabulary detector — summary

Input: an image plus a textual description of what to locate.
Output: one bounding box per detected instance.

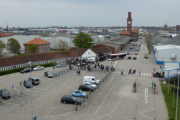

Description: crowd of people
[67,58,115,73]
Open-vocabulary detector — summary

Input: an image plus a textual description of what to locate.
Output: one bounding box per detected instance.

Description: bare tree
[56,39,70,51]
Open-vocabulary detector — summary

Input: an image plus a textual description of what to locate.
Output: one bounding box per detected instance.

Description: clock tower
[127,12,132,33]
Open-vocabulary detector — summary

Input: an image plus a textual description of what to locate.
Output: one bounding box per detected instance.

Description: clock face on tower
[128,21,131,24]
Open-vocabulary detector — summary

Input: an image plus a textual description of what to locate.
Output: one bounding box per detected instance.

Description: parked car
[29,77,40,85]
[135,52,138,55]
[23,80,32,88]
[130,46,133,49]
[56,63,66,68]
[20,68,32,73]
[127,56,132,59]
[33,66,44,71]
[44,71,53,78]
[127,52,130,55]
[83,81,97,89]
[133,57,137,60]
[0,89,11,99]
[83,76,99,85]
[144,54,148,59]
[61,95,81,105]
[79,84,94,91]
[136,47,140,51]
[72,90,86,97]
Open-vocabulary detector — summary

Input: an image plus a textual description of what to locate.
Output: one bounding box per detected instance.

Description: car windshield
[2,91,9,95]
[47,72,52,75]
[72,97,76,100]
[26,81,31,85]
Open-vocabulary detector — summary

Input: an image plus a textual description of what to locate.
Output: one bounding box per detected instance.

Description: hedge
[0,63,56,76]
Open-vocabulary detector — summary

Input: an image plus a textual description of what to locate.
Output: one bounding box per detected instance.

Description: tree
[56,39,70,51]
[0,40,6,55]
[73,32,94,48]
[28,43,38,54]
[99,52,103,57]
[6,38,21,56]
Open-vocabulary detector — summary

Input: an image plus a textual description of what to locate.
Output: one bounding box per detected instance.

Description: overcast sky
[0,0,179,28]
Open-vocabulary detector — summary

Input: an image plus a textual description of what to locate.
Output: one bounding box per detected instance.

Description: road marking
[144,73,145,76]
[91,74,128,120]
[32,87,48,90]
[145,88,148,104]
[147,74,148,76]
[149,74,151,76]
[140,105,154,120]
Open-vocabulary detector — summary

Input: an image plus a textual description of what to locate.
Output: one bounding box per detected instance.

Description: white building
[81,49,96,58]
[154,45,180,64]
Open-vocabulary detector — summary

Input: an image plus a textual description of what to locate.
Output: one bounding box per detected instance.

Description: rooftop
[155,45,180,50]
[120,30,131,35]
[24,38,50,45]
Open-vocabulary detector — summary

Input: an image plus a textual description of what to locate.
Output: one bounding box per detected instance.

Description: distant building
[176,25,180,32]
[24,38,50,55]
[164,23,168,28]
[120,12,139,41]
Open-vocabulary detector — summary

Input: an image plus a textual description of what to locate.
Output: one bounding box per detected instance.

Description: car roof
[1,89,8,91]
[30,77,38,79]
[62,95,73,98]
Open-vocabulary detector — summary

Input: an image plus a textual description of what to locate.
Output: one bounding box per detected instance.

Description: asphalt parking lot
[0,38,168,120]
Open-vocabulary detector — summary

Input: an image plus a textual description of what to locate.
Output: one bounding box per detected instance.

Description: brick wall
[93,44,115,54]
[25,43,50,55]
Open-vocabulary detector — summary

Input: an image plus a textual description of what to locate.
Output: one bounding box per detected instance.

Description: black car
[144,54,148,59]
[29,77,40,85]
[133,57,137,60]
[23,80,32,88]
[127,56,132,59]
[44,71,53,78]
[0,89,11,99]
[61,95,81,105]
[79,84,94,91]
[20,68,32,73]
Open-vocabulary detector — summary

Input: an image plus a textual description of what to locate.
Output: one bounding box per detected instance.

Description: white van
[83,76,99,85]
[87,57,95,62]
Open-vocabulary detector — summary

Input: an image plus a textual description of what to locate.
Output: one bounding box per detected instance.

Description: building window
[40,50,42,52]
[39,45,41,48]
[47,48,49,51]
[43,45,44,47]
[88,52,90,54]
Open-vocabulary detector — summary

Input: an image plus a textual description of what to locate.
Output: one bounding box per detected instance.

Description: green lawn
[161,83,180,120]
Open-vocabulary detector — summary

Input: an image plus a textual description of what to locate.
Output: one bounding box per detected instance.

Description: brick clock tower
[127,12,132,33]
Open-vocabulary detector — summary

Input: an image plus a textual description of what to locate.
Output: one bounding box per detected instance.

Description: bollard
[76,106,77,111]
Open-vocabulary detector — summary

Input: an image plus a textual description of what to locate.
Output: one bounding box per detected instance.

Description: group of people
[76,71,81,75]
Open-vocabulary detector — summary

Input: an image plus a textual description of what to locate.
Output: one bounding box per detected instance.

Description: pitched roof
[120,30,131,35]
[70,47,88,57]
[92,47,111,54]
[132,29,139,35]
[24,38,50,45]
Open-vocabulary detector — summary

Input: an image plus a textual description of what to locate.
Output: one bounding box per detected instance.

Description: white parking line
[32,87,48,90]
[15,98,30,101]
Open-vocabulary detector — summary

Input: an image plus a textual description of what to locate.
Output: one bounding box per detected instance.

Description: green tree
[56,39,70,51]
[99,52,103,57]
[6,38,21,56]
[73,32,94,48]
[28,43,38,54]
[0,40,6,54]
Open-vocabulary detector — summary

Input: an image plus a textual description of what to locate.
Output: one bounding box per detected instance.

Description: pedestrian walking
[154,67,156,72]
[139,69,141,76]
[121,70,123,76]
[79,71,81,75]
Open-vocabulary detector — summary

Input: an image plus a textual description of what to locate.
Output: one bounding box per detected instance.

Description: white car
[83,82,97,89]
[33,66,44,71]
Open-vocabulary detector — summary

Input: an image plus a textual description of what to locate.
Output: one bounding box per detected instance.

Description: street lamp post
[175,71,180,120]
[27,61,34,120]
[87,41,94,72]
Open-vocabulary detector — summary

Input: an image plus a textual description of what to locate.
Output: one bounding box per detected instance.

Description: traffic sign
[12,85,14,89]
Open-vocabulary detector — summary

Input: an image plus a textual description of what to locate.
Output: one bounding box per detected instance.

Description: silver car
[33,66,44,71]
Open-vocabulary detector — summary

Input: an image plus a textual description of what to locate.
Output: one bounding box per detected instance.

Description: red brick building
[120,12,139,41]
[24,38,50,55]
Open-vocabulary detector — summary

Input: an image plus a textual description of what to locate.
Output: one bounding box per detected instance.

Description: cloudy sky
[0,0,179,28]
